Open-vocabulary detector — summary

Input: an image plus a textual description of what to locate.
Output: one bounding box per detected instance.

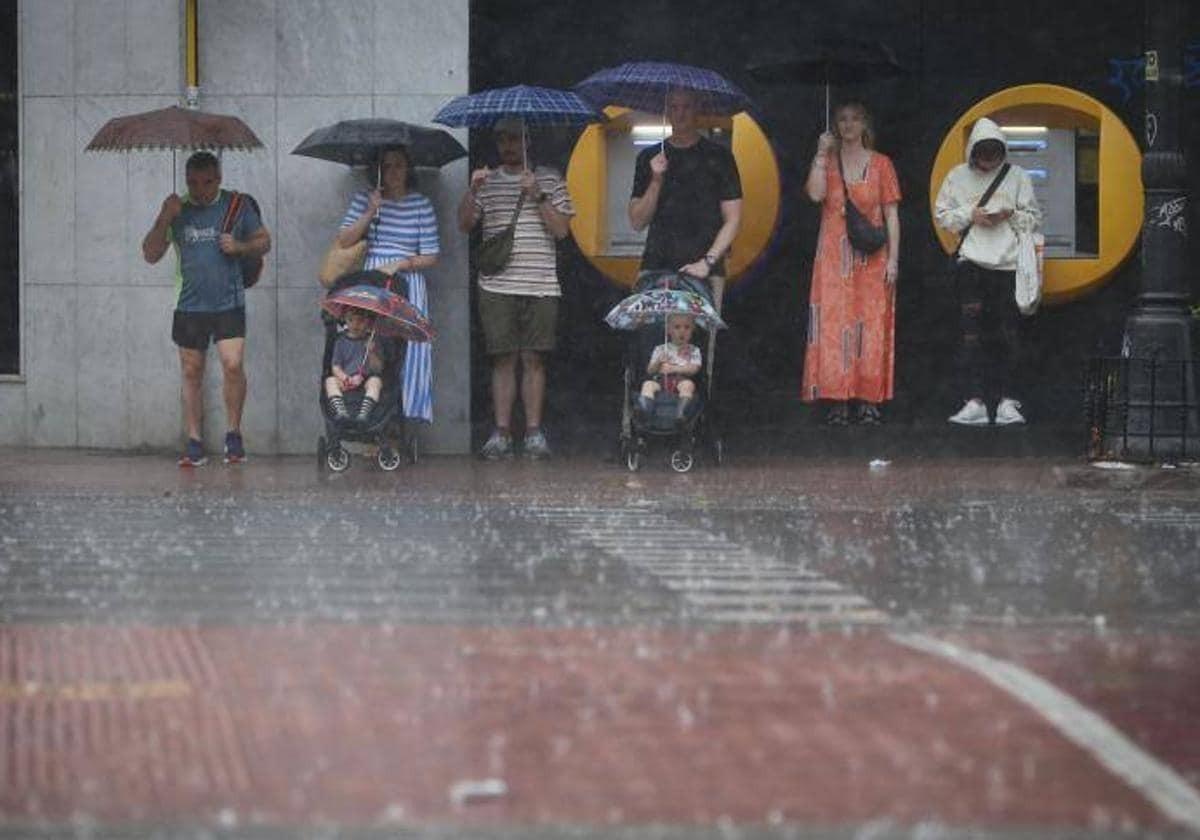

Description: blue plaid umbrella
[574,61,752,117]
[433,85,604,128]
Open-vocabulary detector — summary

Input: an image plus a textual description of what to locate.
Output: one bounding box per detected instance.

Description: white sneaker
[994,398,1026,426]
[948,398,990,426]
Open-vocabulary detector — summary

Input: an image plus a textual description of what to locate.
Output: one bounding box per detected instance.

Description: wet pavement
[0,448,1198,838]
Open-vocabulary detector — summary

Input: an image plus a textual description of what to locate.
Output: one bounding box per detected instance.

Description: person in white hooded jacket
[935,117,1042,426]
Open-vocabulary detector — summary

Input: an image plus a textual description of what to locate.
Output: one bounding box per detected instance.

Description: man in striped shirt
[457,118,575,460]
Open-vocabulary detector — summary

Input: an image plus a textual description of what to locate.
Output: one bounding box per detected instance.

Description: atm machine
[1001,126,1097,259]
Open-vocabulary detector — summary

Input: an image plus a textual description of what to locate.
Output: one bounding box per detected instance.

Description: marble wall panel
[126,0,181,94]
[276,288,326,453]
[198,0,277,96]
[24,285,78,446]
[276,95,373,288]
[21,0,74,96]
[22,98,76,286]
[74,0,125,94]
[75,285,128,447]
[123,287,181,450]
[241,290,280,454]
[277,0,374,96]
[75,97,131,286]
[372,0,468,96]
[0,387,27,445]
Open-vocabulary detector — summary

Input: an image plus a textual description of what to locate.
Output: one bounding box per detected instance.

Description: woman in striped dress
[337,146,440,423]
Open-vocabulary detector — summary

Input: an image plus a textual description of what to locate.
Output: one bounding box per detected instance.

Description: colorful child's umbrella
[321,284,435,343]
[604,288,726,333]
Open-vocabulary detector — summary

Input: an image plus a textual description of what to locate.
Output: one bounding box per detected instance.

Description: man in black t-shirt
[628,88,743,281]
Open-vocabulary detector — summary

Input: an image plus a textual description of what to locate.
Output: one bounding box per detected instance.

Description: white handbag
[1015,231,1044,316]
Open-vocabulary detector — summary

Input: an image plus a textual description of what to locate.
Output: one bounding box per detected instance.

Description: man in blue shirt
[142,152,271,466]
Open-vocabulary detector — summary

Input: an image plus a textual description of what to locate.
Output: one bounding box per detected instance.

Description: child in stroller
[317,270,411,473]
[620,270,724,473]
[324,307,385,427]
[637,312,701,425]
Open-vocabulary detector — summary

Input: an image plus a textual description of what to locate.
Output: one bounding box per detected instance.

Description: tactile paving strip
[0,625,250,820]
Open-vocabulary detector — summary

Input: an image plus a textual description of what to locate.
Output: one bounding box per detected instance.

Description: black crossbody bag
[837,153,887,255]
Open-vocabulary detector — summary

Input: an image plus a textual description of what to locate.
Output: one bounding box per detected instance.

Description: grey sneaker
[994,398,1026,426]
[522,429,551,460]
[480,430,513,460]
[948,398,990,426]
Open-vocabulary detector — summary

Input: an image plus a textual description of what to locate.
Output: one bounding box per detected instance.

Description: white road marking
[893,632,1200,834]
[528,506,888,625]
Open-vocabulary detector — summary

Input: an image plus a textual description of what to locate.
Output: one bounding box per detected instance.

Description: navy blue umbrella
[574,61,753,117]
[432,85,604,128]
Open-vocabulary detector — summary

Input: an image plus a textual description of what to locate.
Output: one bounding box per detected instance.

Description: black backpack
[219,191,265,289]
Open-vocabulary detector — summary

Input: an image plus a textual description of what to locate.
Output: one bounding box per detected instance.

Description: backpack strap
[219,190,244,234]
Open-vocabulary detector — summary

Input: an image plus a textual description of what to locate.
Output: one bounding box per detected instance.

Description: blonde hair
[834,101,874,150]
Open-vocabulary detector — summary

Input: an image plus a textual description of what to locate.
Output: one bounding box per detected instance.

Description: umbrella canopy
[746,37,906,129]
[433,84,604,128]
[575,61,753,117]
[291,119,466,169]
[321,284,436,343]
[746,37,906,84]
[604,288,727,333]
[84,105,263,152]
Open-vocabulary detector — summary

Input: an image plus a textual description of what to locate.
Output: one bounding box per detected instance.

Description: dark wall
[1,0,17,375]
[467,0,1196,442]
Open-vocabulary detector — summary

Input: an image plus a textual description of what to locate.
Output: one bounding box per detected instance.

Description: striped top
[340,190,439,261]
[474,167,574,297]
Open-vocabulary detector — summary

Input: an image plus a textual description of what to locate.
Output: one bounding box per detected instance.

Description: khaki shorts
[478,289,558,355]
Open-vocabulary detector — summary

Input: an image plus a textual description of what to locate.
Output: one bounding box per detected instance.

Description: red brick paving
[942,629,1200,789]
[0,623,1176,832]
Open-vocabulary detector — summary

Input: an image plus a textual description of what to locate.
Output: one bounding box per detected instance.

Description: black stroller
[617,270,726,473]
[316,270,416,473]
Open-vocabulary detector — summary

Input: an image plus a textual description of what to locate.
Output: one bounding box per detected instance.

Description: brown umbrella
[84,105,262,152]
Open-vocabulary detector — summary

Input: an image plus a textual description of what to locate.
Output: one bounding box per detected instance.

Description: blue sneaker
[178,438,207,467]
[223,430,247,464]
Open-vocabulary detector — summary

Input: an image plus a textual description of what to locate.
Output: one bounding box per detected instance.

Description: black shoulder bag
[476,192,526,276]
[837,153,888,255]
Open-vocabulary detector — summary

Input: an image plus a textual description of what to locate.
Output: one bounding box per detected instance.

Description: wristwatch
[703,253,718,267]
[536,191,550,204]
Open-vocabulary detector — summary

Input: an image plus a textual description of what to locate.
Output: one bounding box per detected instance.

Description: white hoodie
[934,117,1042,271]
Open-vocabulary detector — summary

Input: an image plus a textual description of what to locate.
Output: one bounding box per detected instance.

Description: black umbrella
[747,36,906,130]
[291,118,466,170]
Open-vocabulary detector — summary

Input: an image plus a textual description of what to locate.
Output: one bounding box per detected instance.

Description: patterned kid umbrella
[574,61,753,117]
[321,284,436,343]
[433,85,604,128]
[604,288,727,333]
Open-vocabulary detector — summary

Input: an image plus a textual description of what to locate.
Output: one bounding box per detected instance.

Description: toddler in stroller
[618,270,724,473]
[317,270,411,473]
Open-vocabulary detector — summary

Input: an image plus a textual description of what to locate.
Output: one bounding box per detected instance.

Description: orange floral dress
[801,151,901,404]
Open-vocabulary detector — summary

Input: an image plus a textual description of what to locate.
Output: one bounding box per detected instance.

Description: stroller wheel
[378,445,402,471]
[670,450,695,473]
[326,445,350,473]
[317,436,327,471]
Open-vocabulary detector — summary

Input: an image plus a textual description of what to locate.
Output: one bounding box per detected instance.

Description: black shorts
[172,308,246,350]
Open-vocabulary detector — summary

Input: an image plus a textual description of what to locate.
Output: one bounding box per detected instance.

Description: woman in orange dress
[801,101,901,425]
